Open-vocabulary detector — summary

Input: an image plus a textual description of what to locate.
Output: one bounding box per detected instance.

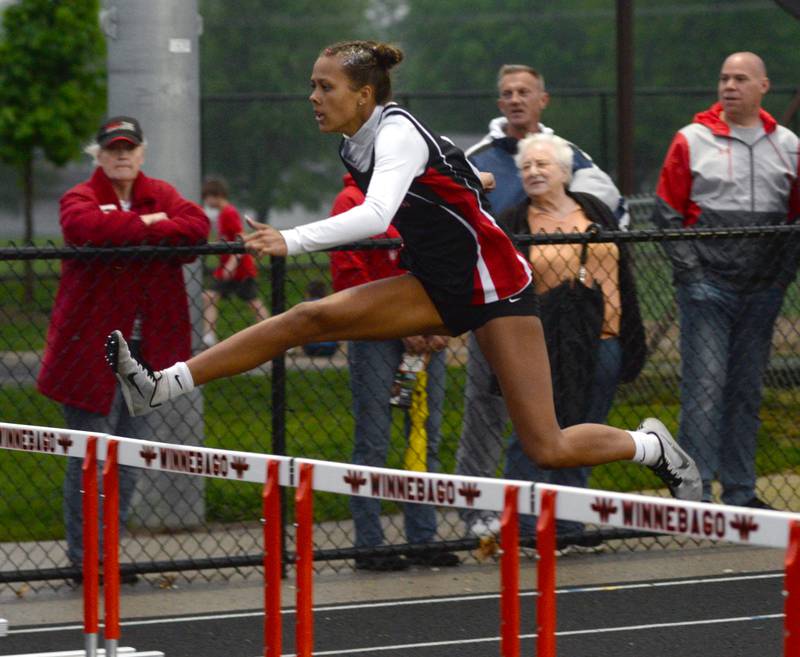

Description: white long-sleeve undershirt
[281,114,428,255]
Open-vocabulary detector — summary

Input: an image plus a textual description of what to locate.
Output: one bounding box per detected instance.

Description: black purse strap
[578,223,600,283]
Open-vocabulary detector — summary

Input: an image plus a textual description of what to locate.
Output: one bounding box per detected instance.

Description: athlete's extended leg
[107,274,448,415]
[474,315,630,467]
[474,315,701,500]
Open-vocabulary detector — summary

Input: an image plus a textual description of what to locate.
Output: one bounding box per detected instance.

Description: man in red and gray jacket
[652,52,800,509]
[37,116,209,576]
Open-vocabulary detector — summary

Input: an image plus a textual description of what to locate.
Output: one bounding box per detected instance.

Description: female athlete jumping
[107,40,700,501]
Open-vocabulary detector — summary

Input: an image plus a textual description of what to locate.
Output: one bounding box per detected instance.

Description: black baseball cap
[97,116,143,148]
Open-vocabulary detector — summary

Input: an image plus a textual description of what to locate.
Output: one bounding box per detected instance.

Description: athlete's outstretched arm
[245,117,428,259]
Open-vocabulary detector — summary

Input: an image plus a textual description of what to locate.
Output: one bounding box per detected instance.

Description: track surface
[1,570,784,657]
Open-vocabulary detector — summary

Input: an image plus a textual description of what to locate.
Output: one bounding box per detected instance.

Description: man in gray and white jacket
[652,51,800,509]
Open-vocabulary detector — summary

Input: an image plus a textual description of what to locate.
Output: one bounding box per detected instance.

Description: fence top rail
[535,483,800,549]
[3,421,800,545]
[0,241,247,261]
[2,224,800,260]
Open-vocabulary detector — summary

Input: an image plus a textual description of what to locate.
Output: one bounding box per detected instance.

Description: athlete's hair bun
[371,42,404,70]
[321,40,403,104]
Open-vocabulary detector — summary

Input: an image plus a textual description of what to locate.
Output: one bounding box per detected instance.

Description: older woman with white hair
[500,132,646,540]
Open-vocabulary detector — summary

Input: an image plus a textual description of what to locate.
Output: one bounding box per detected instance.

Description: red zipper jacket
[329,174,405,291]
[37,167,209,414]
[653,102,800,290]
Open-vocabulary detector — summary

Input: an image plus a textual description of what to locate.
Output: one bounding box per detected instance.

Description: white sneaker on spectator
[202,332,217,348]
[485,516,502,535]
[466,515,501,538]
[106,330,170,416]
[466,518,490,538]
[639,417,702,501]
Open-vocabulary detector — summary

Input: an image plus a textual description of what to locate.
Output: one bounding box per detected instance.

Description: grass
[2,368,800,542]
[2,240,798,350]
[2,240,800,541]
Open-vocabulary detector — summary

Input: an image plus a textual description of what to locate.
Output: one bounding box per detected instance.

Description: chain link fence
[199,87,800,215]
[2,198,800,592]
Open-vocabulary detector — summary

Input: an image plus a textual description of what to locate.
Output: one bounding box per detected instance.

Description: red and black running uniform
[280,104,534,333]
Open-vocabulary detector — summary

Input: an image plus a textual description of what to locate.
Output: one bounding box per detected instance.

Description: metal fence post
[270,255,288,577]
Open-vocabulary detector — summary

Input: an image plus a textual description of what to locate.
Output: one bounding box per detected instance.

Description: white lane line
[277,612,784,656]
[6,571,783,635]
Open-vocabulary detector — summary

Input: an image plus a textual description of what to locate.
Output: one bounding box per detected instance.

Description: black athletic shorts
[211,277,259,301]
[423,282,540,336]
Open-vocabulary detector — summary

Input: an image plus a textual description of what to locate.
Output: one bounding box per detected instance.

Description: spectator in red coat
[200,177,269,347]
[36,116,209,576]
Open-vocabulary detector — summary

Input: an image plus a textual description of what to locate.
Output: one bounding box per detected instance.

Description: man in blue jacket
[456,64,628,545]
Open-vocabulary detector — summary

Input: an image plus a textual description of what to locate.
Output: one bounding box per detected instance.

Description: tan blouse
[527,205,621,338]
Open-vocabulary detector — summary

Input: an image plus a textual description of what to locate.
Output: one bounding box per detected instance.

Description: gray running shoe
[639,417,702,501]
[105,330,169,416]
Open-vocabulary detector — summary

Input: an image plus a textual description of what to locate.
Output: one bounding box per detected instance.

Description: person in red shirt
[201,178,269,347]
[37,115,209,577]
[330,175,456,570]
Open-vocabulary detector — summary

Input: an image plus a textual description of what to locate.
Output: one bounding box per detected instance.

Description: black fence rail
[2,203,800,591]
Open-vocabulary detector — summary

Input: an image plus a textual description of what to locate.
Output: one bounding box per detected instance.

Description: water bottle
[389,353,425,408]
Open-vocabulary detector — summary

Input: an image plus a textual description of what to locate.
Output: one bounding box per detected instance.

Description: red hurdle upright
[536,488,558,657]
[785,520,800,656]
[81,435,100,657]
[102,439,121,657]
[263,459,283,657]
[500,484,520,657]
[295,462,315,657]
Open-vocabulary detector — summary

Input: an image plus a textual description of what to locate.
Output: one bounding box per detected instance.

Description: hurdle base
[7,648,164,656]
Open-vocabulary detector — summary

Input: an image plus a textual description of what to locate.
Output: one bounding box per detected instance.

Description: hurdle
[532,483,800,657]
[0,423,291,657]
[0,421,530,657]
[4,420,800,656]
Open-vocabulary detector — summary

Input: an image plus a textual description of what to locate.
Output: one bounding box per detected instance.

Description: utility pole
[101,0,206,530]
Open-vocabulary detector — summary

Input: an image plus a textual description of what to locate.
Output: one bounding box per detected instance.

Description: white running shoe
[639,417,702,501]
[105,330,170,416]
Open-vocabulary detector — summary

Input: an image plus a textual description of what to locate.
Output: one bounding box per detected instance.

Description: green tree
[199,0,370,221]
[0,0,106,247]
